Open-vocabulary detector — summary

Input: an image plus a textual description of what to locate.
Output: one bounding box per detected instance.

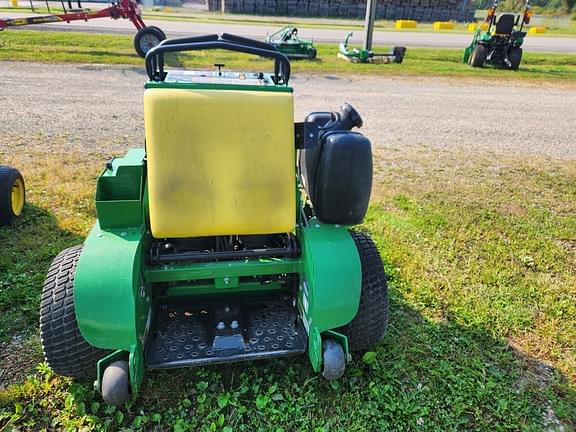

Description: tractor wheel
[102,360,131,406]
[321,339,346,380]
[307,47,317,59]
[509,47,522,70]
[40,245,108,379]
[0,165,25,227]
[470,44,487,68]
[338,231,389,352]
[134,26,166,58]
[393,46,407,64]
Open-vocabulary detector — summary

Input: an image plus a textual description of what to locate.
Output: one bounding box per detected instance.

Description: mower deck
[146,296,306,369]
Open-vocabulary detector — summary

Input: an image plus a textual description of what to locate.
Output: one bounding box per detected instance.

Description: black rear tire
[307,47,317,59]
[0,165,25,227]
[40,245,107,379]
[134,26,166,58]
[338,231,389,352]
[509,47,522,70]
[470,44,487,68]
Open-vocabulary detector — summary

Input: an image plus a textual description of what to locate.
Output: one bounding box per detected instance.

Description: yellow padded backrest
[144,88,296,238]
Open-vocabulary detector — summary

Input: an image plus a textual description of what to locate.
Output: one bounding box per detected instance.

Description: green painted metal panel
[129,342,145,395]
[297,220,361,371]
[95,148,145,230]
[95,350,125,393]
[145,81,293,93]
[512,35,524,47]
[145,258,302,283]
[166,281,284,297]
[74,223,148,351]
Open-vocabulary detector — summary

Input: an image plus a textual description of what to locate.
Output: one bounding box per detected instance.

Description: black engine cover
[300,131,372,225]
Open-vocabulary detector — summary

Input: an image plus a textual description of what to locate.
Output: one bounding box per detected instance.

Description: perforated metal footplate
[145,298,307,369]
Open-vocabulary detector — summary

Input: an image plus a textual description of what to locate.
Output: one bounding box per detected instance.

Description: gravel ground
[0,61,575,160]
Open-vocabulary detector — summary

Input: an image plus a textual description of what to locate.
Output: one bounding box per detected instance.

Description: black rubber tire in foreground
[0,165,25,226]
[509,47,522,70]
[338,231,389,352]
[40,245,108,379]
[102,360,131,406]
[470,44,488,68]
[134,26,166,58]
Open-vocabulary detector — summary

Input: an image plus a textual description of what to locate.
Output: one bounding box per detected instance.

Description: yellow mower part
[144,88,296,238]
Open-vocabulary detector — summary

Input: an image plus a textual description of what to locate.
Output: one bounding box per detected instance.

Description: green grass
[1,30,575,83]
[0,142,574,430]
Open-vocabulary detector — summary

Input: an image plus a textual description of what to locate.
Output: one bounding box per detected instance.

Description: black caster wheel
[102,360,130,406]
[321,339,346,380]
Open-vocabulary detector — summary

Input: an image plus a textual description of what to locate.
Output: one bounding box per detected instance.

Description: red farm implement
[0,0,166,57]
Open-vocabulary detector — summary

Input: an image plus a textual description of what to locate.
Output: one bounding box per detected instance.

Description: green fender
[74,223,148,352]
[298,219,362,371]
[512,35,525,47]
[75,223,150,394]
[75,148,149,355]
[463,29,484,64]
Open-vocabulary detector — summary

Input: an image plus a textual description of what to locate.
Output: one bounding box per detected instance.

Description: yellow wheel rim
[11,177,25,216]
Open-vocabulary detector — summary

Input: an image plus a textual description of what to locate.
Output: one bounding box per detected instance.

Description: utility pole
[363,0,377,50]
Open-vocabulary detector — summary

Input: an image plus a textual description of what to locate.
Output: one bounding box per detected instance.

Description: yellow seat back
[144,88,296,238]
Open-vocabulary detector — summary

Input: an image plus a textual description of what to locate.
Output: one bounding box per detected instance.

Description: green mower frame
[0,165,25,226]
[266,26,317,59]
[463,0,532,70]
[338,32,406,64]
[40,34,389,406]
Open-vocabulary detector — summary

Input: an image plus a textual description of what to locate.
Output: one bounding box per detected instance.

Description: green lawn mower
[338,32,406,64]
[40,33,389,406]
[463,0,532,70]
[266,26,317,59]
[0,165,25,226]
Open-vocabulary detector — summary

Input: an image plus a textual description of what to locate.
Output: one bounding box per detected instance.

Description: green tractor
[0,165,25,226]
[464,0,532,70]
[40,34,389,406]
[338,32,406,64]
[266,26,317,59]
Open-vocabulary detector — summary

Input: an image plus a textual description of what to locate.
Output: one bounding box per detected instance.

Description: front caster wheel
[321,339,346,380]
[102,360,130,406]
